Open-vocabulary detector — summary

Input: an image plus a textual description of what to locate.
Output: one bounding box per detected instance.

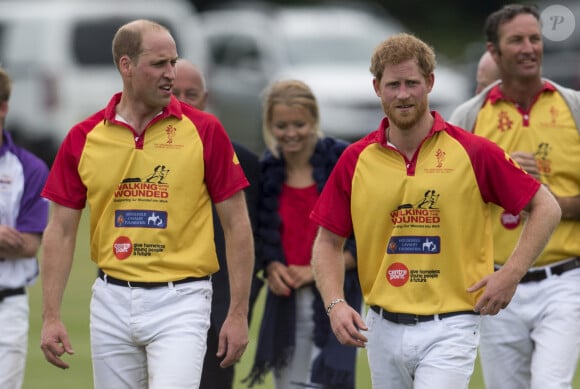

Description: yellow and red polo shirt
[473,82,580,266]
[310,112,539,314]
[42,93,248,281]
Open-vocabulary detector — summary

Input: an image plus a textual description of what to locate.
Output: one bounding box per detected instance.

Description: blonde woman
[244,80,361,388]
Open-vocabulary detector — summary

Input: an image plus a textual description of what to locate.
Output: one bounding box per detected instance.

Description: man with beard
[450,4,580,388]
[309,32,562,389]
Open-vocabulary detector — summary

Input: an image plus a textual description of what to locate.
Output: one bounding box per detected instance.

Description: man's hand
[40,318,74,369]
[511,151,539,179]
[467,267,521,315]
[0,225,25,253]
[327,303,368,347]
[216,313,249,368]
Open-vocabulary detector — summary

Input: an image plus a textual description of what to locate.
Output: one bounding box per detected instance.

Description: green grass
[23,212,580,388]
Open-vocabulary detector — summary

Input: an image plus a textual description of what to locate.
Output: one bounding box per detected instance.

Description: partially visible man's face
[173,61,207,110]
[475,52,499,95]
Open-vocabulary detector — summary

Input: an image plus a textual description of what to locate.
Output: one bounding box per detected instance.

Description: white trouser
[479,267,580,389]
[90,277,212,389]
[0,294,28,389]
[275,287,320,389]
[365,307,480,389]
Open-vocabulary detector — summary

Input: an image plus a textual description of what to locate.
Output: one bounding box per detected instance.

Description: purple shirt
[0,130,49,288]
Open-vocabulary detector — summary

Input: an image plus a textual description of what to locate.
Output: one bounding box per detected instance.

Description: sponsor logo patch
[113,236,133,260]
[500,211,521,230]
[386,262,409,287]
[387,236,440,254]
[115,210,167,229]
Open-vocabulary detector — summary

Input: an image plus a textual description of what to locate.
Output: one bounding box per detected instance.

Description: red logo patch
[500,211,521,230]
[386,262,409,287]
[113,236,133,260]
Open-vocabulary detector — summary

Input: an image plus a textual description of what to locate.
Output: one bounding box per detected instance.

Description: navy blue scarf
[243,137,362,388]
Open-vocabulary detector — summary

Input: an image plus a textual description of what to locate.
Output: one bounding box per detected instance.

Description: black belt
[98,270,209,289]
[370,305,478,325]
[0,287,26,302]
[497,256,580,284]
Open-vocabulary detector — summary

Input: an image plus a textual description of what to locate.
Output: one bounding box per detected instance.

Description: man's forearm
[504,185,561,277]
[41,223,76,321]
[40,204,81,321]
[225,220,253,317]
[312,229,347,307]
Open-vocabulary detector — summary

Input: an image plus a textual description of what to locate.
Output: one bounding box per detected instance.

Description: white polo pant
[365,307,480,389]
[479,267,580,389]
[0,294,28,389]
[90,277,212,389]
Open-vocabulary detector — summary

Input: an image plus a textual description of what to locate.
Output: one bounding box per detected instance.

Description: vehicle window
[284,21,397,66]
[73,17,182,66]
[286,34,375,65]
[1,21,47,67]
[0,24,5,61]
[208,35,261,70]
[208,36,227,65]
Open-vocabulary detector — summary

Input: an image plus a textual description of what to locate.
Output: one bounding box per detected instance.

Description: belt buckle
[399,314,420,326]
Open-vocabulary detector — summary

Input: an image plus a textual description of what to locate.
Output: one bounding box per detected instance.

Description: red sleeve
[41,114,102,209]
[193,110,249,203]
[449,124,541,214]
[310,142,366,238]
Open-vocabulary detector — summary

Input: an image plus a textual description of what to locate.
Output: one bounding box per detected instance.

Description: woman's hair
[262,79,322,157]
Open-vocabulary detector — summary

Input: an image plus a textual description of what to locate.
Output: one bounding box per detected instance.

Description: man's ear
[118,55,133,77]
[426,72,434,93]
[486,43,500,65]
[372,77,381,97]
[0,100,8,120]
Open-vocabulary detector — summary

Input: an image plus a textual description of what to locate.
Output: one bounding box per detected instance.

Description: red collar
[486,81,556,105]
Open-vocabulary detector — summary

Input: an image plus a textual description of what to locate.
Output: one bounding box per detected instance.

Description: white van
[0,0,207,165]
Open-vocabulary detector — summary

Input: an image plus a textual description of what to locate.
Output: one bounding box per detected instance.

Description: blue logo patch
[115,210,167,229]
[387,236,440,254]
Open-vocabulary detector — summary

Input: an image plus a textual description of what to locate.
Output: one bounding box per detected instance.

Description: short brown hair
[112,19,170,69]
[370,33,436,82]
[484,4,540,49]
[0,66,11,103]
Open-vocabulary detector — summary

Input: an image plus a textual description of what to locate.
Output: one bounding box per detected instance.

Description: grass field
[22,212,580,388]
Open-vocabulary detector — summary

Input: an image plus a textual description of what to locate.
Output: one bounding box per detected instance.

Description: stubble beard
[384,97,428,130]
